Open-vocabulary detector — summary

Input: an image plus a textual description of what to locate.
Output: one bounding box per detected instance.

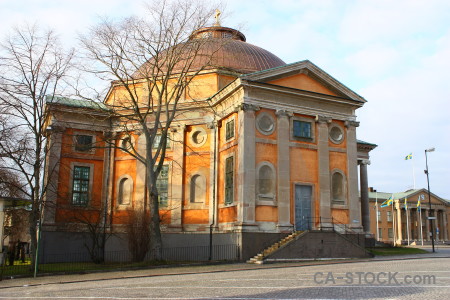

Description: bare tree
[80,0,223,260]
[0,24,74,268]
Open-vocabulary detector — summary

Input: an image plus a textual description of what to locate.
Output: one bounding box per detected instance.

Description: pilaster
[276,109,292,231]
[170,125,185,230]
[395,200,402,245]
[208,121,219,229]
[236,103,259,230]
[316,115,331,222]
[43,125,64,225]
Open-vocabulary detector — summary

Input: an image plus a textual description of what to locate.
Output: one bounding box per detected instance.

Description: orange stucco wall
[269,73,338,96]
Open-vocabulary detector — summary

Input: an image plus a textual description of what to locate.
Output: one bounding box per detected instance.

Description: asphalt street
[0,246,449,299]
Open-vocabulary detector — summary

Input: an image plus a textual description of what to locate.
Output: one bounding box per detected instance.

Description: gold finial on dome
[214,9,221,26]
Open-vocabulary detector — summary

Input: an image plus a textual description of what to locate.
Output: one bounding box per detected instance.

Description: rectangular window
[293,120,311,139]
[388,228,393,238]
[387,211,392,222]
[156,165,169,206]
[378,228,382,239]
[75,135,93,152]
[72,166,90,206]
[152,134,171,149]
[225,156,234,205]
[377,210,381,221]
[225,119,235,141]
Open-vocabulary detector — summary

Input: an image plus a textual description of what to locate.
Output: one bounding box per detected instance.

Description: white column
[236,103,259,231]
[346,120,361,230]
[208,121,219,229]
[276,110,292,232]
[395,200,402,245]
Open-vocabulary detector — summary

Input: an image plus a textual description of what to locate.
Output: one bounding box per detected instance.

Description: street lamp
[424,147,435,253]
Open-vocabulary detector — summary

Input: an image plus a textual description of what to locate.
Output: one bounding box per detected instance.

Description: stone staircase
[247,231,306,264]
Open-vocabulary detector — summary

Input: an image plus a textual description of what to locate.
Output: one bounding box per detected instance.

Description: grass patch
[1,259,189,277]
[368,247,429,256]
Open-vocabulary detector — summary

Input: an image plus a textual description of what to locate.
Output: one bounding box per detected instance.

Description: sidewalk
[1,246,449,289]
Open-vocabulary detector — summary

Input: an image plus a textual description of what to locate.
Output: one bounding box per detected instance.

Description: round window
[256,113,275,135]
[329,126,344,143]
[190,128,207,147]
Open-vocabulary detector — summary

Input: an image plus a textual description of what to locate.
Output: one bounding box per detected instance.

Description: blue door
[295,185,312,230]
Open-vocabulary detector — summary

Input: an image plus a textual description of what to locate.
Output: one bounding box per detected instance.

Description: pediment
[241,60,366,103]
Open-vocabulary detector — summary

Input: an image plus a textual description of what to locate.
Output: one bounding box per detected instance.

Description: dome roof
[186,26,286,74]
[133,26,286,77]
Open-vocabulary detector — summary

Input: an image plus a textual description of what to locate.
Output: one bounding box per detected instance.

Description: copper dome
[134,26,285,77]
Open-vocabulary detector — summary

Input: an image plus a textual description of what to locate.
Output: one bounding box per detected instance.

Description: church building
[42,22,375,260]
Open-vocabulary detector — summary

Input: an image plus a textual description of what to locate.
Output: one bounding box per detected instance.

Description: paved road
[1,255,449,299]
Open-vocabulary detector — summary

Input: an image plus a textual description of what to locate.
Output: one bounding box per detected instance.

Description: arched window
[257,162,276,201]
[331,171,346,204]
[118,177,132,205]
[190,174,206,203]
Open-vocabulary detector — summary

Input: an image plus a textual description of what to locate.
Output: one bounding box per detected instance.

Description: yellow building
[368,188,450,245]
[42,24,375,260]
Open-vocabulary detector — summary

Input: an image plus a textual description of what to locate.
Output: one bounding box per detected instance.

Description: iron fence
[0,244,239,279]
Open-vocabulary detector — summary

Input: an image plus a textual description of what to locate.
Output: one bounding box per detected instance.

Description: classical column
[395,200,402,245]
[359,159,370,232]
[236,103,259,230]
[170,125,185,231]
[346,120,361,229]
[443,212,448,241]
[316,115,331,225]
[406,205,412,244]
[43,125,64,226]
[276,109,292,232]
[425,209,430,241]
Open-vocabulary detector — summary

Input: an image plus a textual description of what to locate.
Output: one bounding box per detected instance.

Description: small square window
[225,119,235,141]
[75,135,93,152]
[152,134,171,149]
[293,121,311,139]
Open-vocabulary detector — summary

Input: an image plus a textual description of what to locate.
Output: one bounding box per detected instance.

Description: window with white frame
[388,228,393,238]
[224,156,234,205]
[72,166,90,206]
[152,134,171,149]
[387,211,392,222]
[74,135,94,152]
[225,119,235,141]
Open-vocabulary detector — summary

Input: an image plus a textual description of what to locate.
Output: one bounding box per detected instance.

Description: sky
[1,0,449,199]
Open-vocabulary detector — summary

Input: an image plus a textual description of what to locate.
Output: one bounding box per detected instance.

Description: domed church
[42,20,375,261]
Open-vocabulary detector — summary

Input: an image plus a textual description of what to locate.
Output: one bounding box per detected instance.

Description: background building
[368,188,449,245]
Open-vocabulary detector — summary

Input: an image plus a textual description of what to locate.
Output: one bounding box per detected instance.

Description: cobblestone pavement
[1,254,449,299]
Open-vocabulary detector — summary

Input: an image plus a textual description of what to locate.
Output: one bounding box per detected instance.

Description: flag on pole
[381,195,394,207]
[417,195,421,212]
[404,198,407,209]
[405,153,413,160]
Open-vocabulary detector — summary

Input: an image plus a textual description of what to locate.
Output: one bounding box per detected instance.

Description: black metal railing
[0,244,239,279]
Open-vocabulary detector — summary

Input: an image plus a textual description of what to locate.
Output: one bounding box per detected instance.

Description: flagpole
[392,197,396,246]
[375,193,379,241]
[412,155,416,189]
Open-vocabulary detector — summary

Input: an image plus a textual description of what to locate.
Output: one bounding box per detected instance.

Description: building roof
[133,26,286,77]
[368,188,450,205]
[46,96,108,111]
[357,139,377,147]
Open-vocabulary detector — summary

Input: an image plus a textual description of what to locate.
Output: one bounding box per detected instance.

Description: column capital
[345,120,360,128]
[315,115,332,124]
[238,103,260,112]
[359,159,371,165]
[275,109,293,118]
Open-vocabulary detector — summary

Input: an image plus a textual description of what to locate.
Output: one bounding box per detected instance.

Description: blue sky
[1,0,449,199]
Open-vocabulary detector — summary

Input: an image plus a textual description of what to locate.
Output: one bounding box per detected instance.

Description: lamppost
[424,147,435,253]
